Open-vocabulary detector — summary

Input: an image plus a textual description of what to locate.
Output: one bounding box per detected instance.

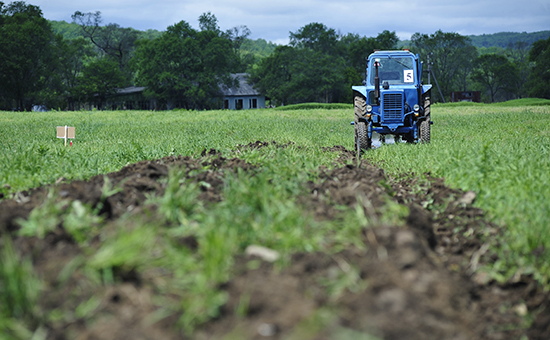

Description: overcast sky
[27,0,550,44]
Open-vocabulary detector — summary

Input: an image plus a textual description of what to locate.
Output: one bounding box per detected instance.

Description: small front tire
[419,117,430,143]
[356,121,371,150]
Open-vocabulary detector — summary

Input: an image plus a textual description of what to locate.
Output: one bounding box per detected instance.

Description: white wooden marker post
[57,126,75,146]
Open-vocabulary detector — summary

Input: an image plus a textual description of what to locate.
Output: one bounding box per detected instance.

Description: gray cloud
[30,0,550,44]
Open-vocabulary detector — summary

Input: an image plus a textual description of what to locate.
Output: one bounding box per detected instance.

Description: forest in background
[51,20,550,61]
[1,1,549,111]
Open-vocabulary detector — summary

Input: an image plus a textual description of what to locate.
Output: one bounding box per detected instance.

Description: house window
[235,99,243,110]
[224,99,229,109]
[252,98,257,108]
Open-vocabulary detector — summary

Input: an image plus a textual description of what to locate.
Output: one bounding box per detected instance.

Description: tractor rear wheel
[354,93,371,151]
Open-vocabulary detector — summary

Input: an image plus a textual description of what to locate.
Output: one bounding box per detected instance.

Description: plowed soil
[1,143,549,340]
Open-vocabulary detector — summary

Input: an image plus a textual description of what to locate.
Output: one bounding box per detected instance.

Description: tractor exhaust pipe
[374,59,380,105]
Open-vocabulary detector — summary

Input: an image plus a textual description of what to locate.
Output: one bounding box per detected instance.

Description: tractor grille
[382,93,403,121]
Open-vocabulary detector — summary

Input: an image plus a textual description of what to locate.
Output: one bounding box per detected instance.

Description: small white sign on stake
[57,126,75,146]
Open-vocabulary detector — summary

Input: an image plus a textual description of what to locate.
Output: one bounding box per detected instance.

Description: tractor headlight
[413,104,420,117]
[366,105,373,113]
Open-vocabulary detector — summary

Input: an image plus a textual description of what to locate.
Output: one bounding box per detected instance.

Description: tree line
[1,1,549,111]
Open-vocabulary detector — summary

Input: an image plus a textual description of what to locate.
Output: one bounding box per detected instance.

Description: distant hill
[52,20,546,57]
[50,20,83,40]
[241,38,278,59]
[468,31,550,48]
[399,30,550,50]
[49,20,163,40]
[49,20,277,57]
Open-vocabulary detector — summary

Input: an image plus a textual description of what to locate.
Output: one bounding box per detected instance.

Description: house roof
[116,86,147,95]
[220,73,261,97]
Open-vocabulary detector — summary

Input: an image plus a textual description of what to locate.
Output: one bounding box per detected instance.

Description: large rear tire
[354,93,371,151]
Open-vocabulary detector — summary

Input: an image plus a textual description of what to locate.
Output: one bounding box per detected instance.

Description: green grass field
[1,100,550,336]
[0,108,351,193]
[365,102,550,284]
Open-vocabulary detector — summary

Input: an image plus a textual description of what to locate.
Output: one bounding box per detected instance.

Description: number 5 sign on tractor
[404,70,414,83]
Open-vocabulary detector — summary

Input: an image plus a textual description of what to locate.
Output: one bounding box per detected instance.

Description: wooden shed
[450,91,481,103]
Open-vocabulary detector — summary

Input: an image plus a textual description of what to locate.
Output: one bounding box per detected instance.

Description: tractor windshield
[368,56,415,86]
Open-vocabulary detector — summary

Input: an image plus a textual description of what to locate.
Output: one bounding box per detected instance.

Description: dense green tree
[71,10,138,84]
[412,30,476,102]
[250,46,295,106]
[35,34,74,109]
[526,36,550,99]
[134,15,236,110]
[227,25,253,72]
[255,25,399,105]
[340,30,399,88]
[504,41,531,98]
[288,23,346,102]
[0,1,58,110]
[294,50,346,103]
[251,46,347,105]
[376,30,399,50]
[454,45,478,92]
[289,22,340,55]
[56,38,96,108]
[339,34,375,88]
[471,54,520,102]
[198,11,221,33]
[73,58,126,108]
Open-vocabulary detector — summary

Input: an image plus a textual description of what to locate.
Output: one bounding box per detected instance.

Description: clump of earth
[1,142,548,340]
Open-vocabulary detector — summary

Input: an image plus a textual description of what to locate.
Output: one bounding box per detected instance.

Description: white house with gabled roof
[220,73,266,110]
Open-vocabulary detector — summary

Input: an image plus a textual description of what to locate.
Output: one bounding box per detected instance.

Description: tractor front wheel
[419,117,431,143]
[356,121,371,151]
[420,93,431,143]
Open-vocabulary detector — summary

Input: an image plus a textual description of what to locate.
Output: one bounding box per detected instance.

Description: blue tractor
[353,50,432,150]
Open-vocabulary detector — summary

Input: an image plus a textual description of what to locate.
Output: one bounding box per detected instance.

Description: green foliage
[17,190,66,239]
[71,11,138,80]
[1,103,550,334]
[274,103,353,110]
[6,7,550,111]
[0,2,59,110]
[0,237,43,339]
[492,98,550,106]
[134,16,237,110]
[412,30,478,102]
[471,54,520,102]
[527,36,550,99]
[156,169,201,224]
[290,22,340,54]
[74,58,126,107]
[469,31,550,49]
[56,38,95,104]
[49,20,83,40]
[240,38,278,59]
[251,26,399,105]
[0,108,350,196]
[63,200,103,244]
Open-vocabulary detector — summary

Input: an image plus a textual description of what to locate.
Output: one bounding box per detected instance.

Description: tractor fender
[352,86,368,99]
